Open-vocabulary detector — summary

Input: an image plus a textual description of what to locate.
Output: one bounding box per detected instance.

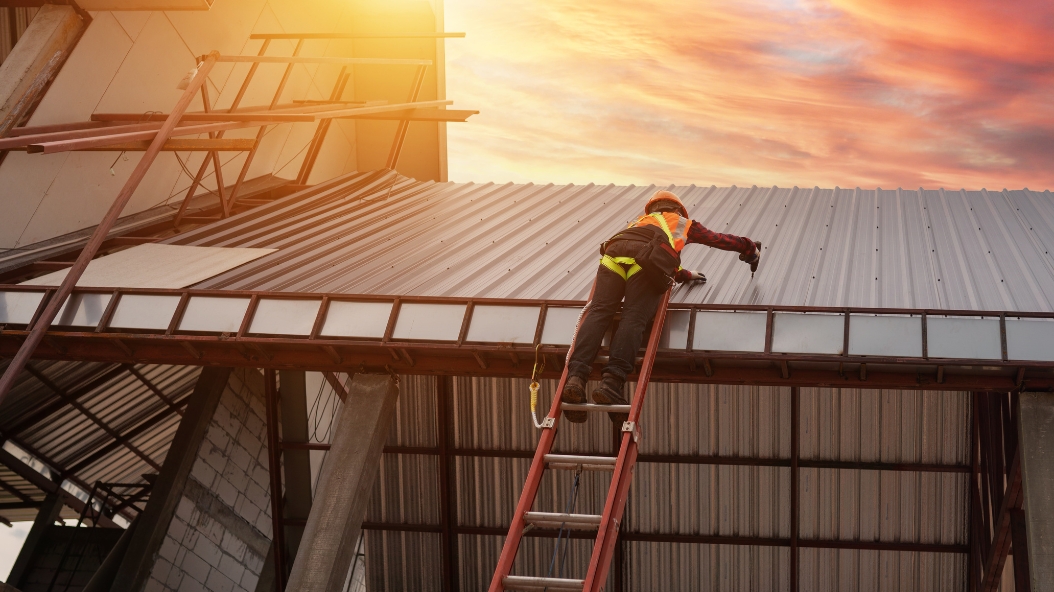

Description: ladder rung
[544,453,617,471]
[560,402,630,413]
[524,511,602,530]
[502,575,585,591]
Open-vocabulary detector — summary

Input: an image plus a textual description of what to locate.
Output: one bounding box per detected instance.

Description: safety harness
[600,212,680,281]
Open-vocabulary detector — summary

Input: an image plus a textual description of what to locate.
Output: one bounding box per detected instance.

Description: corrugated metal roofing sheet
[0,359,200,521]
[164,170,1054,312]
[361,375,971,590]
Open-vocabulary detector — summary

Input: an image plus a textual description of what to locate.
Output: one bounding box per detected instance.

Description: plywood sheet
[22,243,276,288]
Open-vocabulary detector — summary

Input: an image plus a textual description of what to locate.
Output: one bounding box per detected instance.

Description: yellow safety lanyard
[599,213,679,281]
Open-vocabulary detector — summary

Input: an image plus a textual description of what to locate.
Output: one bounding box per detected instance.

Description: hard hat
[645,190,688,218]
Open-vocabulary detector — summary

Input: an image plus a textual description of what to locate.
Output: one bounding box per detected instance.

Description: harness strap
[647,212,677,249]
[645,212,684,273]
[600,254,641,281]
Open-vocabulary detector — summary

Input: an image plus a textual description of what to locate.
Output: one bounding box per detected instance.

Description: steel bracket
[622,420,641,443]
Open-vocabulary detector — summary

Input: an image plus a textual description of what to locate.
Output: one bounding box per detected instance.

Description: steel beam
[980,452,1021,591]
[4,331,1045,392]
[28,120,261,153]
[0,477,33,503]
[322,371,348,403]
[175,38,269,225]
[375,446,970,473]
[249,32,466,40]
[6,363,129,436]
[264,368,287,590]
[791,386,799,592]
[386,64,428,170]
[124,364,185,417]
[1011,509,1032,592]
[2,288,1052,393]
[24,363,161,471]
[279,370,312,561]
[211,55,431,66]
[66,388,192,475]
[436,376,459,592]
[296,68,348,185]
[361,522,969,553]
[0,52,220,404]
[0,447,119,527]
[226,39,304,214]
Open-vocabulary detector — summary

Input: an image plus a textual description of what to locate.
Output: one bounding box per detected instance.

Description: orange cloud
[443,0,1054,189]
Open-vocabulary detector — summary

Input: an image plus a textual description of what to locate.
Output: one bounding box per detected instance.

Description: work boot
[561,375,588,423]
[591,373,629,424]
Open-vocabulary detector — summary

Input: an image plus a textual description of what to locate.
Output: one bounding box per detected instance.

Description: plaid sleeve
[686,220,757,256]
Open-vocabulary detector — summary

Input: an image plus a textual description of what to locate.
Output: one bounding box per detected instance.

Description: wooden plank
[15,138,255,151]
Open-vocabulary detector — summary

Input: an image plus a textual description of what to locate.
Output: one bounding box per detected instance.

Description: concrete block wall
[145,368,272,592]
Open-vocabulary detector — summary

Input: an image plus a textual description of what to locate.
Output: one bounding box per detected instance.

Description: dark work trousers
[566,263,667,382]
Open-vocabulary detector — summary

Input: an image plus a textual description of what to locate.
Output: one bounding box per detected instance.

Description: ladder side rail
[582,289,671,591]
[488,281,598,592]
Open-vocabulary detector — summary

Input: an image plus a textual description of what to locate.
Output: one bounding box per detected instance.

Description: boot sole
[591,387,629,424]
[562,386,587,424]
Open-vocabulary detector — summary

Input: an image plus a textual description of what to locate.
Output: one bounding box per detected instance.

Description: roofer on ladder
[562,190,761,423]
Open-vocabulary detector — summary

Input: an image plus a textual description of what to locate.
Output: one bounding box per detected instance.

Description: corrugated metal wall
[363,376,971,590]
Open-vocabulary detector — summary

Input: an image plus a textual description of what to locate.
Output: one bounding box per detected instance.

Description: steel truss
[0,286,1052,390]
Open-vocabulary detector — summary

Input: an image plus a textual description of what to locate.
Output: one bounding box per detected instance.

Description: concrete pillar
[1019,391,1054,591]
[0,4,85,134]
[285,374,399,592]
[7,491,63,588]
[279,370,312,559]
[110,367,232,592]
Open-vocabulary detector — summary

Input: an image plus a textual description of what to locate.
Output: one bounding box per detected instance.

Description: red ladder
[489,289,672,592]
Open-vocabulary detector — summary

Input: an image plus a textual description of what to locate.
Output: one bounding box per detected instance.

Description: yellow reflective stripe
[648,213,677,249]
[600,255,641,280]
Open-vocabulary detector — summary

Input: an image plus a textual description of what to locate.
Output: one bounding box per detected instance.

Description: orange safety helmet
[645,190,689,218]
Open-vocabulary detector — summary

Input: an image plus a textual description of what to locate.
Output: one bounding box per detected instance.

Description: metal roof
[3,169,1039,586]
[0,360,199,522]
[163,170,1054,312]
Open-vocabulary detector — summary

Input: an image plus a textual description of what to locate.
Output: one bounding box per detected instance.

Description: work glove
[675,269,706,284]
[740,241,762,274]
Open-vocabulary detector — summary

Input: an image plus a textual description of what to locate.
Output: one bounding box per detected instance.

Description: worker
[562,190,761,424]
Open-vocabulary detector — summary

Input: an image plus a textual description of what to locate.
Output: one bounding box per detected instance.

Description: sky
[0,522,30,580]
[443,0,1054,190]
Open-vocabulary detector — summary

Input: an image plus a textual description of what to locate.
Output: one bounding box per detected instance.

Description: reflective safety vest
[634,211,689,252]
[600,212,688,280]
